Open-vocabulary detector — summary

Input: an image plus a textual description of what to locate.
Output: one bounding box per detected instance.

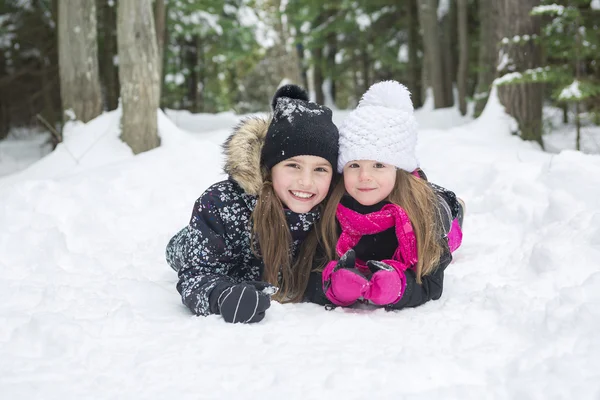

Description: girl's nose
[299,171,312,187]
[359,169,371,181]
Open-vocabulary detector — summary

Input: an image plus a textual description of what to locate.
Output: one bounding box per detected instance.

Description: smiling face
[342,160,397,206]
[271,155,334,213]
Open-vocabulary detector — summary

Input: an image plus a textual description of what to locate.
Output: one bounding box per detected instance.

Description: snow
[165,73,185,85]
[497,50,511,72]
[558,79,582,101]
[275,97,325,123]
[223,4,236,15]
[542,106,600,153]
[0,129,52,178]
[397,43,408,63]
[494,72,523,85]
[237,5,260,29]
[437,0,450,20]
[182,11,223,36]
[531,4,566,15]
[300,21,311,34]
[246,5,278,49]
[1,90,600,399]
[355,13,371,31]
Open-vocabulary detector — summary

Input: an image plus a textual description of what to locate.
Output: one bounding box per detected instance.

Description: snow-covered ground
[1,91,599,399]
[0,128,52,178]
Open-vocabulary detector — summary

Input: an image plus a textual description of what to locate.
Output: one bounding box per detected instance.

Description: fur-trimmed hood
[222,116,271,196]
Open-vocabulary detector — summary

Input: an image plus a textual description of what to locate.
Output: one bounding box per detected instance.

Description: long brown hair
[250,168,325,303]
[312,169,444,283]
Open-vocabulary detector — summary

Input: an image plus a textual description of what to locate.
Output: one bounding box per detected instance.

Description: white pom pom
[358,80,414,113]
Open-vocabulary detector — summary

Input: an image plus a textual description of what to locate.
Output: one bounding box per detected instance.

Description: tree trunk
[575,102,581,151]
[418,0,446,109]
[440,1,455,107]
[313,46,325,105]
[457,0,468,115]
[0,100,8,140]
[100,0,119,111]
[0,44,9,139]
[154,0,167,97]
[186,36,199,113]
[296,43,309,90]
[473,0,498,117]
[272,0,301,85]
[562,104,569,124]
[58,0,102,123]
[352,65,361,106]
[41,61,60,146]
[361,43,370,93]
[574,11,582,151]
[117,0,160,154]
[326,32,337,106]
[408,0,423,108]
[198,40,206,113]
[496,0,544,148]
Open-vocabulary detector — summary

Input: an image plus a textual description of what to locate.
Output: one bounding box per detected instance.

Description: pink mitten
[322,250,368,306]
[364,260,407,305]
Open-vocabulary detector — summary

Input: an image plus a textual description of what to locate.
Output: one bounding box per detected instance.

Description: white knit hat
[337,80,419,173]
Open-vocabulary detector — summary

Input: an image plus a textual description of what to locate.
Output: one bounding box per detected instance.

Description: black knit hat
[260,84,339,170]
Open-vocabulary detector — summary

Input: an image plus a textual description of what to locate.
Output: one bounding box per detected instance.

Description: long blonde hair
[313,169,444,283]
[250,168,325,303]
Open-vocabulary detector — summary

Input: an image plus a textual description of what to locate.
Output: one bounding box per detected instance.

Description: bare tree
[117,0,160,154]
[271,0,302,86]
[154,0,167,95]
[98,0,119,111]
[0,47,9,139]
[496,0,544,148]
[313,45,325,104]
[473,0,498,117]
[457,0,468,115]
[440,1,456,107]
[58,0,102,123]
[296,43,309,91]
[418,0,450,109]
[326,31,338,106]
[407,0,423,108]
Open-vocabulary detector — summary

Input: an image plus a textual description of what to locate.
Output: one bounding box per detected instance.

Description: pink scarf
[335,203,418,267]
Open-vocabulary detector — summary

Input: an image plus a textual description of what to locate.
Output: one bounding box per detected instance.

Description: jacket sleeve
[303,241,334,306]
[430,182,460,229]
[387,242,452,310]
[166,190,240,316]
[416,168,460,230]
[388,185,456,311]
[304,270,333,306]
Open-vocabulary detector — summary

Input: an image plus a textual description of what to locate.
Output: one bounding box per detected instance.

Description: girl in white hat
[304,80,464,309]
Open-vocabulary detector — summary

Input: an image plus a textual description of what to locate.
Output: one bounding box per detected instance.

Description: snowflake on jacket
[166,117,320,316]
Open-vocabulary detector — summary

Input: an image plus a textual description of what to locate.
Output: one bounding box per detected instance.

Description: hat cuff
[263,142,339,171]
[337,150,418,173]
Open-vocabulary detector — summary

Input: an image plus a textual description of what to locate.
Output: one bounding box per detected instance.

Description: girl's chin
[286,204,314,213]
[353,194,384,206]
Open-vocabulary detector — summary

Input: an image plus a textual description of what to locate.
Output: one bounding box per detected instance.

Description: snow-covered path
[1,94,599,399]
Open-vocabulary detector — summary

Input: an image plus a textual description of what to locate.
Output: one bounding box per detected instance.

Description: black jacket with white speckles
[165,117,320,316]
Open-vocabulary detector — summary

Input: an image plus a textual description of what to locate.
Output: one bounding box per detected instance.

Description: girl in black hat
[166,85,339,323]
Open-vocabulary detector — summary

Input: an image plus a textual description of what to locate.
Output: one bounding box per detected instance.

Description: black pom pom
[271,84,309,110]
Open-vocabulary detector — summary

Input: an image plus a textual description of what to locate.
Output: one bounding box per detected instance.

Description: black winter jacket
[166,117,320,316]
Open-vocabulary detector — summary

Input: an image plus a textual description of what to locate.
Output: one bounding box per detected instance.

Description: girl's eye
[315,167,329,173]
[286,163,300,169]
[348,163,360,169]
[374,163,385,169]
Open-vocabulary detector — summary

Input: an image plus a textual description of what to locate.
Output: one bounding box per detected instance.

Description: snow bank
[1,92,599,399]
